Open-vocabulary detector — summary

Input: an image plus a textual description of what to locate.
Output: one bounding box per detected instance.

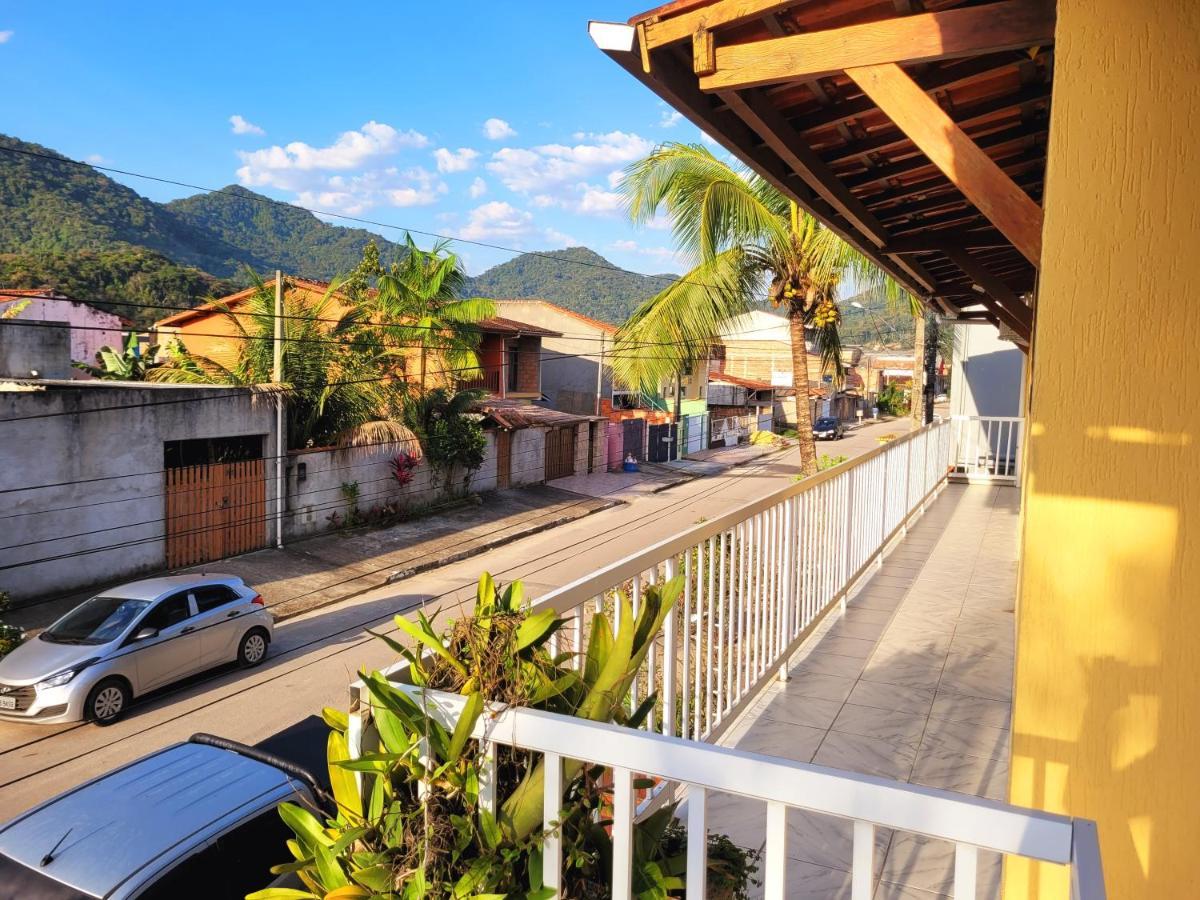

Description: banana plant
[72,332,159,380]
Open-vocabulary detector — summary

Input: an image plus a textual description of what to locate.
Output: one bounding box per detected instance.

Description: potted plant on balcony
[250,573,759,899]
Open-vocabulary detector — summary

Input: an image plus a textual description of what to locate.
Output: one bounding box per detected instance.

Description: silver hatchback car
[0,574,273,725]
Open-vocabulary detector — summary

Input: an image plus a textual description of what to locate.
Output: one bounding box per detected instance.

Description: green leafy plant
[252,572,758,899]
[817,454,848,471]
[0,592,24,659]
[402,388,486,496]
[874,382,910,417]
[72,332,160,380]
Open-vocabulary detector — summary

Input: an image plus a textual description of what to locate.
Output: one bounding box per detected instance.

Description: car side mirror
[134,627,159,641]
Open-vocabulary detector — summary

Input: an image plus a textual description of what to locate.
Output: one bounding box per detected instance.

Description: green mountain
[166,185,404,279]
[0,135,667,327]
[837,290,916,348]
[464,247,671,324]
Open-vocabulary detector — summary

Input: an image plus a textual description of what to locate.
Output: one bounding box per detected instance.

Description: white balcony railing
[345,418,1099,898]
[395,685,1106,900]
[950,415,1023,483]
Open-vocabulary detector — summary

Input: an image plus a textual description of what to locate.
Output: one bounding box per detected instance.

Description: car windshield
[42,596,149,645]
[815,418,838,427]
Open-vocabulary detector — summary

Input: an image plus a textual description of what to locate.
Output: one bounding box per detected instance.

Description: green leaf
[245,890,319,900]
[479,807,501,850]
[313,839,349,890]
[392,613,468,676]
[279,801,332,851]
[327,728,362,820]
[447,690,483,761]
[351,864,393,892]
[513,609,558,651]
[322,706,349,733]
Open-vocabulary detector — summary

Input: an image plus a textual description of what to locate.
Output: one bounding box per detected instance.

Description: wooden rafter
[697,0,1055,91]
[846,62,1044,264]
[945,247,1033,337]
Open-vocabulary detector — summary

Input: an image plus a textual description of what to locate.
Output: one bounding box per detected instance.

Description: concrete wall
[0,297,126,378]
[284,433,502,540]
[0,321,72,380]
[950,323,1024,418]
[496,301,614,416]
[1007,4,1200,898]
[0,383,279,602]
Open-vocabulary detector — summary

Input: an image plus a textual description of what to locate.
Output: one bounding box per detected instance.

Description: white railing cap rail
[396,684,1075,866]
[531,421,947,614]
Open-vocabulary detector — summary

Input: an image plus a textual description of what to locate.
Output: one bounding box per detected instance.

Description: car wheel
[86,678,130,726]
[238,629,269,668]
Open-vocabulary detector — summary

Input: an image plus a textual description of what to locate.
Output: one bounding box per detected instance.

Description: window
[164,435,264,469]
[0,853,92,899]
[42,596,150,645]
[193,585,239,614]
[134,808,292,900]
[506,341,519,391]
[140,594,192,631]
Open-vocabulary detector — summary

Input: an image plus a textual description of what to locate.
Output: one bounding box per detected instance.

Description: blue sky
[0,1,718,275]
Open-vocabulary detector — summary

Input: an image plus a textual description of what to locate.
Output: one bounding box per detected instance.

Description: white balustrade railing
[950,415,1023,482]
[386,686,1106,900]
[345,418,1104,896]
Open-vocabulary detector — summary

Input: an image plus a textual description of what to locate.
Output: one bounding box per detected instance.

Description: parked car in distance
[812,416,846,440]
[0,734,324,899]
[0,574,272,726]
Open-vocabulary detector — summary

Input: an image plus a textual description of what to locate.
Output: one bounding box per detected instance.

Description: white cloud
[606,169,625,189]
[236,121,428,188]
[486,131,653,213]
[229,114,265,136]
[577,184,624,216]
[483,118,517,140]
[699,130,720,146]
[85,154,108,165]
[468,177,488,198]
[458,201,534,241]
[660,110,684,128]
[288,166,445,215]
[610,240,687,270]
[0,31,12,44]
[543,227,579,247]
[433,147,478,173]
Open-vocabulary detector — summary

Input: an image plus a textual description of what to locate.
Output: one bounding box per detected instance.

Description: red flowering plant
[389,451,420,490]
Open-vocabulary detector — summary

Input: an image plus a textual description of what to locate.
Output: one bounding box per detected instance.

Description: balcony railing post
[841,467,855,612]
[663,556,677,738]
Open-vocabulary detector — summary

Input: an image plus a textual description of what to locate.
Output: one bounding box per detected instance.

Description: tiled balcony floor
[709,483,1018,899]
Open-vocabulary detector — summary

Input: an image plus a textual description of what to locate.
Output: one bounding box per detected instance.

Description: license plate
[0,696,16,710]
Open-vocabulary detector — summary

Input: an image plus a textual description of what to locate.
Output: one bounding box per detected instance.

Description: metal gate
[680,414,708,456]
[622,419,645,460]
[165,459,267,568]
[545,426,576,481]
[647,423,677,462]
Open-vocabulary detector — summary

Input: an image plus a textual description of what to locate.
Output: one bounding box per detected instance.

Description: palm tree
[150,275,417,452]
[359,236,497,391]
[615,143,912,476]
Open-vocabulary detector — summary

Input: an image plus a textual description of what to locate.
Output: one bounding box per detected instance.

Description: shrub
[389,451,420,490]
[252,573,759,900]
[817,454,848,471]
[0,592,24,659]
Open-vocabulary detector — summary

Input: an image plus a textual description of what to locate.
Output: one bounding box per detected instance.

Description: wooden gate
[496,430,513,490]
[165,459,267,568]
[545,426,576,481]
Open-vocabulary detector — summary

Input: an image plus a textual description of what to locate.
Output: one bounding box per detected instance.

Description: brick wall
[516,336,541,394]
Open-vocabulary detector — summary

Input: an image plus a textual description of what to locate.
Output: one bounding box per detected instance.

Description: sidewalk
[8,484,617,633]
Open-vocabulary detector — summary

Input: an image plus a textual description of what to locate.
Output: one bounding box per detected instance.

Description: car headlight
[37,658,99,690]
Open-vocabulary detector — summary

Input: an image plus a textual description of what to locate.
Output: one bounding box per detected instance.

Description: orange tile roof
[496,299,619,334]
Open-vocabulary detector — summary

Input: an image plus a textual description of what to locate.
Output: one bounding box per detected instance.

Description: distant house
[0,290,129,379]
[153,278,558,402]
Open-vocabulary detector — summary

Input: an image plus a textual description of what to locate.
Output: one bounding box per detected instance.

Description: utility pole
[273,271,285,549]
[594,333,605,417]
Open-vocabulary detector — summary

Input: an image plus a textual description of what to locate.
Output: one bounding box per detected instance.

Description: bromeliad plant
[251,572,759,899]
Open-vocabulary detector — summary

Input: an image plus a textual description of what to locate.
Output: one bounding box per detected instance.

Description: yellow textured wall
[1007,2,1200,898]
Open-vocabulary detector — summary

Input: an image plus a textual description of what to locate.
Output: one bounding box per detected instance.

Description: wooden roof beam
[842,127,1045,190]
[639,1,803,50]
[697,0,1055,91]
[881,230,1009,253]
[945,247,1033,338]
[847,62,1044,264]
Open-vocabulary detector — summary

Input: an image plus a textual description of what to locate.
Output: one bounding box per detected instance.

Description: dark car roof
[0,743,300,898]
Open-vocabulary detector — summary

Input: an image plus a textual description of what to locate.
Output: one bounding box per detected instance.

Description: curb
[271,497,621,623]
